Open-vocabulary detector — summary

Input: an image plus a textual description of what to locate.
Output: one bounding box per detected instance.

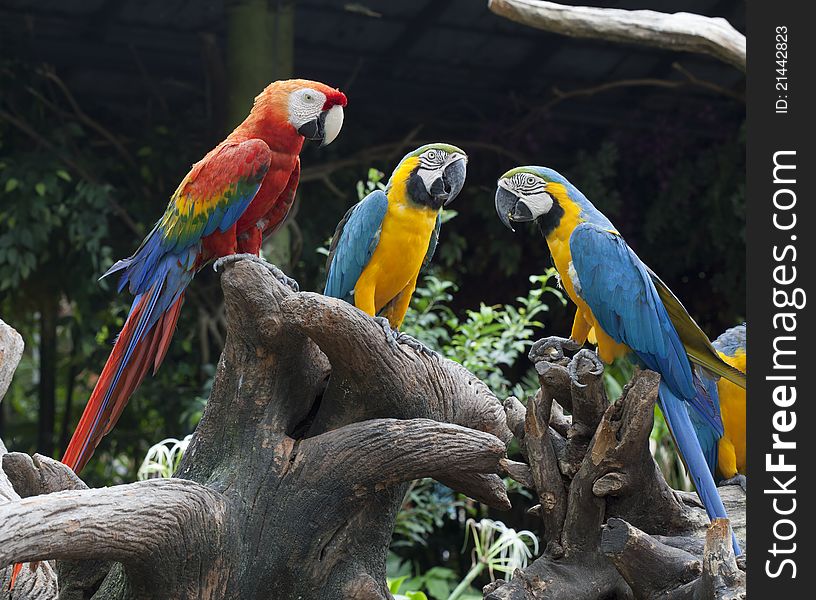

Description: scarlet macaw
[324,144,466,346]
[494,166,746,554]
[13,78,347,591]
[63,79,346,474]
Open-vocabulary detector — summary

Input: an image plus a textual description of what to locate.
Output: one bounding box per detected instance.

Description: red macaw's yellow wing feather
[61,139,272,475]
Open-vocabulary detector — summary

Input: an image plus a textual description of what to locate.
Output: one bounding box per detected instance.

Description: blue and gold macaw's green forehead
[403,142,467,161]
[498,166,571,186]
[392,143,467,176]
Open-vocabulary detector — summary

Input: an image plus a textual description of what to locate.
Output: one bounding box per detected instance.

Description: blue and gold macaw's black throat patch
[405,155,467,211]
[535,196,565,237]
[407,169,443,209]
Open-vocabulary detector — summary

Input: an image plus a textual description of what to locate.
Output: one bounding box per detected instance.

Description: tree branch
[0,478,227,590]
[488,0,746,70]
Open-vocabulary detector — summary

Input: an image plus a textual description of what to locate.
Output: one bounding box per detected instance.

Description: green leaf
[35,182,46,196]
[5,178,18,192]
[388,576,408,594]
[56,169,72,182]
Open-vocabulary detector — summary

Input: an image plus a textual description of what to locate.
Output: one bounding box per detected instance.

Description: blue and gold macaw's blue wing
[648,270,746,389]
[693,324,746,478]
[569,223,718,421]
[570,222,740,555]
[324,189,389,303]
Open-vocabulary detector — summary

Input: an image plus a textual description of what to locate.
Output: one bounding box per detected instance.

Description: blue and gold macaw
[694,324,746,488]
[495,166,746,555]
[324,143,466,339]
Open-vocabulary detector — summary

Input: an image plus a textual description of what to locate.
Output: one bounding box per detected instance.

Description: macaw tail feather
[62,287,185,473]
[688,370,722,478]
[658,381,741,556]
[9,563,22,590]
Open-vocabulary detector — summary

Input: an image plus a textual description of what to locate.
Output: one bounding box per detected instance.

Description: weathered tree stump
[0,260,512,600]
[486,341,746,599]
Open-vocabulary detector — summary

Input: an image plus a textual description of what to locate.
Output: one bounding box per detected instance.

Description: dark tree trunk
[0,259,512,600]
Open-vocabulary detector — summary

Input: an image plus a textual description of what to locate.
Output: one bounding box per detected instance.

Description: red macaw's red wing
[237,156,301,253]
[62,139,272,474]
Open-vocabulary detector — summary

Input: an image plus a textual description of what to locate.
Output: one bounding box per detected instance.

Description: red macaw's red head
[251,79,347,146]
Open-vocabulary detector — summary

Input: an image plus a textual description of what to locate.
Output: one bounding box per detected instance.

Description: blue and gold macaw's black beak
[430,154,467,207]
[495,184,534,232]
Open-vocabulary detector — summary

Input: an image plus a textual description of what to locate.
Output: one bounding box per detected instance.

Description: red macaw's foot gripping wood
[0,259,512,600]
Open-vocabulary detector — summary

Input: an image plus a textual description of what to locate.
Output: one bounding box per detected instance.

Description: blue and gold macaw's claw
[568,349,605,389]
[396,332,437,358]
[374,316,400,351]
[494,165,741,556]
[529,336,583,365]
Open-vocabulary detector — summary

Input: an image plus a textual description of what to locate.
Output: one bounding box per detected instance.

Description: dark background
[0,0,745,585]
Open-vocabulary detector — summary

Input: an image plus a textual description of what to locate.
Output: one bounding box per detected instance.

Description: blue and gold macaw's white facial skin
[393,143,468,210]
[495,167,566,232]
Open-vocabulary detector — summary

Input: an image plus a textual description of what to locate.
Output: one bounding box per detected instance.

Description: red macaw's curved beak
[298,90,347,146]
[297,105,345,146]
[495,183,534,232]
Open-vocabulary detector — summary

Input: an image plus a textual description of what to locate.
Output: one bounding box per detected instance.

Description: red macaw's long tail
[62,290,185,472]
[6,294,185,587]
[62,241,198,473]
[9,245,197,591]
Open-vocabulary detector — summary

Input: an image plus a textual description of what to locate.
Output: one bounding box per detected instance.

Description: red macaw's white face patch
[287,88,344,146]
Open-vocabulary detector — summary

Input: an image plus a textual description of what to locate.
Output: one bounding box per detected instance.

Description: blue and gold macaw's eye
[420,149,446,168]
[508,172,547,195]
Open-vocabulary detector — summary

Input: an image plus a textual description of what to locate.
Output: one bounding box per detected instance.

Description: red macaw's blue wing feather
[569,222,739,555]
[62,139,271,473]
[106,139,272,293]
[324,189,389,304]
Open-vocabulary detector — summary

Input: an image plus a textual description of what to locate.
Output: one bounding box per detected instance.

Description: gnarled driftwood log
[0,259,512,600]
[486,340,746,599]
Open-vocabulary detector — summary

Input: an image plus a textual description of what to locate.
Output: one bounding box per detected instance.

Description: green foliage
[356,167,387,200]
[403,270,566,399]
[388,556,480,600]
[388,519,538,600]
[456,518,538,586]
[393,479,468,549]
[0,61,213,481]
